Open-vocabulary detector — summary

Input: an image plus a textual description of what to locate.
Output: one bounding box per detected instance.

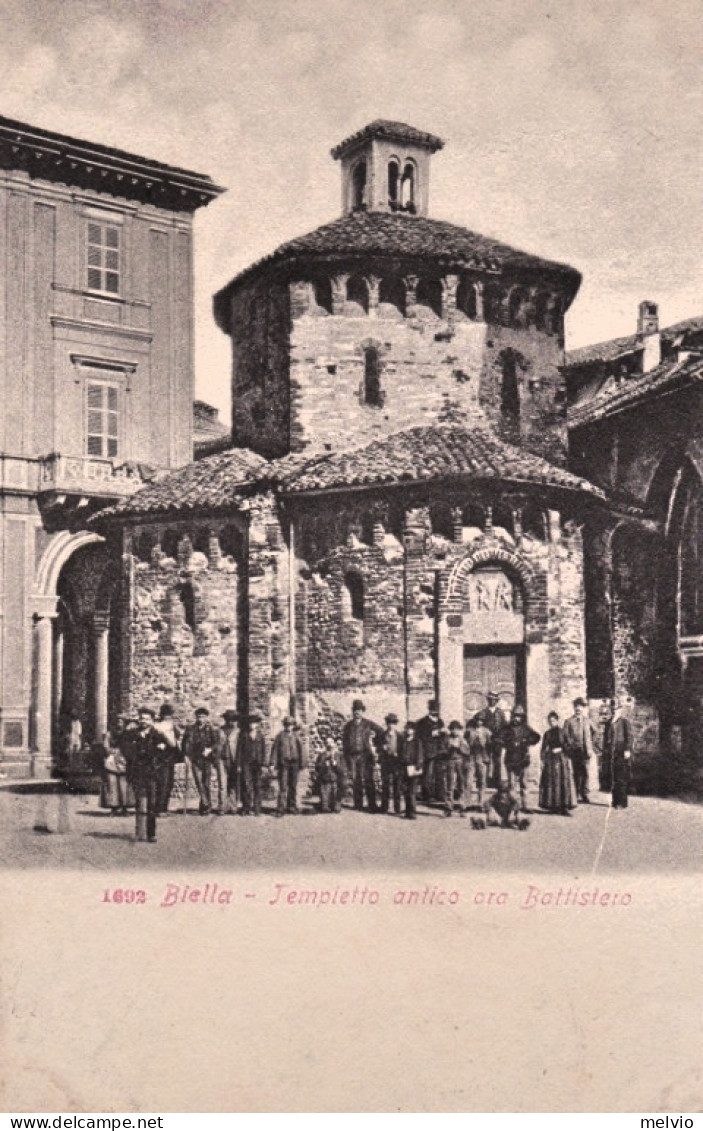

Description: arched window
[352,161,367,210]
[178,581,196,632]
[379,276,406,316]
[388,160,400,209]
[456,278,478,320]
[521,501,547,542]
[501,350,520,420]
[508,288,527,328]
[161,529,180,560]
[346,275,369,313]
[416,278,442,318]
[430,502,455,541]
[492,501,515,538]
[313,278,333,314]
[342,571,364,621]
[534,292,550,332]
[363,347,383,406]
[401,162,416,212]
[462,503,485,532]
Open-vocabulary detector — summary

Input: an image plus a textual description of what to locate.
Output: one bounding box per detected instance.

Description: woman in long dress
[538,711,576,815]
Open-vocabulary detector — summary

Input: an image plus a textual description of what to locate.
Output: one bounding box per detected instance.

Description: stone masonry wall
[289,281,567,462]
[130,544,241,720]
[295,488,587,747]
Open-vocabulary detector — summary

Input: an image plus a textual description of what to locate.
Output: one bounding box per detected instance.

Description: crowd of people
[98,691,634,843]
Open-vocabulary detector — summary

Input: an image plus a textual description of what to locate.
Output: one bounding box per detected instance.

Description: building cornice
[0,114,225,213]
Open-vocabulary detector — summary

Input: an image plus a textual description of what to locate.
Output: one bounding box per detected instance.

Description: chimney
[637,300,660,372]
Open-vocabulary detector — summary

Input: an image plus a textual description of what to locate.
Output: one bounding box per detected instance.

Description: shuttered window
[86,382,119,458]
[86,221,121,295]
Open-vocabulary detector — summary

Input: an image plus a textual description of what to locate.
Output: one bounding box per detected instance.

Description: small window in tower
[342,571,365,622]
[501,351,520,420]
[352,161,367,211]
[401,163,416,213]
[388,160,400,209]
[363,347,383,407]
[178,581,196,632]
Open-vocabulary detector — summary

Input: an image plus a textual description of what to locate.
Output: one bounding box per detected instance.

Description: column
[32,606,57,778]
[52,624,64,746]
[93,613,110,744]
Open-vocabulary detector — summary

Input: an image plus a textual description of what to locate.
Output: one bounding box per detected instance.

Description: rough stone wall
[295,489,586,742]
[288,282,566,461]
[130,545,241,721]
[228,276,291,457]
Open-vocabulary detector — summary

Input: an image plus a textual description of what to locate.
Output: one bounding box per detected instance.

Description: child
[316,736,343,813]
[443,721,468,817]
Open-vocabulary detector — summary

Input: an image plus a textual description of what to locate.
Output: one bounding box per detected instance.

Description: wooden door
[463,646,522,718]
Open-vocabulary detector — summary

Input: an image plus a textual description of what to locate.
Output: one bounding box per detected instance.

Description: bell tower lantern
[331,119,444,218]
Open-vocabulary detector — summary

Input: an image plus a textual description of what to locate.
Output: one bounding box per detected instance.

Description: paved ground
[1,775,702,871]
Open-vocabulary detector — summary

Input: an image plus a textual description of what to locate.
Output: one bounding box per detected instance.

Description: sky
[2,0,702,417]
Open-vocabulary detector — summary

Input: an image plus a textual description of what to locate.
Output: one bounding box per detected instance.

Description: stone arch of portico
[31,530,107,772]
[34,530,105,603]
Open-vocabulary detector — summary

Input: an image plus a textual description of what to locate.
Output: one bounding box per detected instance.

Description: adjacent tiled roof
[93,447,267,520]
[568,355,703,428]
[331,120,444,159]
[214,211,581,324]
[274,424,605,499]
[92,423,606,523]
[566,312,703,370]
[565,333,642,368]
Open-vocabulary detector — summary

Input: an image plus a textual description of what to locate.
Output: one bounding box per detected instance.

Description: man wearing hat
[270,716,305,816]
[378,712,404,815]
[471,692,509,788]
[182,707,218,815]
[563,697,597,803]
[153,702,182,817]
[216,710,240,814]
[131,707,160,843]
[237,712,267,816]
[497,705,540,812]
[415,699,447,804]
[341,699,384,812]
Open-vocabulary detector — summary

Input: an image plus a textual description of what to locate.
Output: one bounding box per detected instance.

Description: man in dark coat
[131,707,161,843]
[602,699,634,809]
[216,710,240,814]
[471,692,509,787]
[415,698,446,804]
[378,712,404,815]
[182,707,219,815]
[497,705,540,812]
[341,699,384,812]
[237,712,267,816]
[563,697,597,803]
[270,716,305,816]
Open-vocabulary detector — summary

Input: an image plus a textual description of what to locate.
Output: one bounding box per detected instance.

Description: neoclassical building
[89,121,617,759]
[0,114,222,775]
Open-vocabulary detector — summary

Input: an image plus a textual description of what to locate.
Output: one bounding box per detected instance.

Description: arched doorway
[33,531,122,771]
[439,552,529,722]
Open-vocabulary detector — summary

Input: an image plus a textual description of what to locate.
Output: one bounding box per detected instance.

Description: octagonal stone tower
[214,121,581,464]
